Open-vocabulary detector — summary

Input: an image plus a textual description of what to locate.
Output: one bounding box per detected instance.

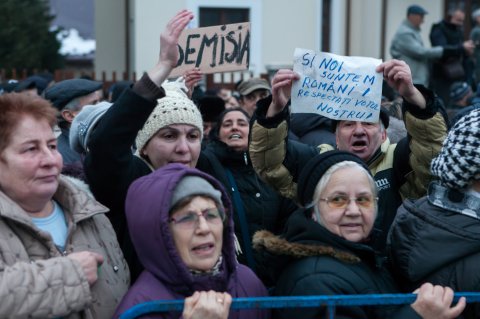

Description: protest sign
[291,48,383,123]
[169,22,250,78]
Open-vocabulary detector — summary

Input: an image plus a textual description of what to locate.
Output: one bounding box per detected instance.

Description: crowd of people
[0,5,479,319]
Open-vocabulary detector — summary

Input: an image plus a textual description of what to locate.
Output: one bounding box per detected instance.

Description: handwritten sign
[291,48,383,123]
[169,22,250,78]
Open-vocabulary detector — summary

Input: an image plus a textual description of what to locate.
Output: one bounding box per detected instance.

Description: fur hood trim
[252,230,360,263]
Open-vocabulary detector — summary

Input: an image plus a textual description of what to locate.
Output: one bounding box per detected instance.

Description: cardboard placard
[170,22,250,78]
[291,48,383,123]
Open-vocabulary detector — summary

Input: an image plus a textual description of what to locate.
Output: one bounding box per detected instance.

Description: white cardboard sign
[291,48,383,123]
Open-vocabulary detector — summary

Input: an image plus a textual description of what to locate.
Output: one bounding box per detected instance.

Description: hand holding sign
[376,59,426,109]
[291,48,383,123]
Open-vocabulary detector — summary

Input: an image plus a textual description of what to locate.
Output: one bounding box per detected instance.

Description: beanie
[69,101,112,154]
[431,108,480,189]
[297,151,370,207]
[135,82,203,153]
[170,175,224,212]
[449,81,471,103]
[197,95,225,122]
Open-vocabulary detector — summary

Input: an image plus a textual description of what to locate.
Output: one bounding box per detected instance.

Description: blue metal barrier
[119,292,480,319]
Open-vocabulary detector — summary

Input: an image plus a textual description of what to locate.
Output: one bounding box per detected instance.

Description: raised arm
[376,59,425,108]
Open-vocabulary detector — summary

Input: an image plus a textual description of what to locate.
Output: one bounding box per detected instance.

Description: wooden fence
[1,68,270,93]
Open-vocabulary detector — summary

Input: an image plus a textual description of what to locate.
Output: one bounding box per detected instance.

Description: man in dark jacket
[249,59,447,254]
[430,8,474,105]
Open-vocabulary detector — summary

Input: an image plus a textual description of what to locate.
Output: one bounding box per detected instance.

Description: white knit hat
[431,108,480,189]
[135,81,203,153]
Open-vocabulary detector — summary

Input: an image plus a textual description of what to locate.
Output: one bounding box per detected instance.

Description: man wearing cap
[237,78,271,116]
[390,5,466,87]
[249,59,448,254]
[44,78,103,164]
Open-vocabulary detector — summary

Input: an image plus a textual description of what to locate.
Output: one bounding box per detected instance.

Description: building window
[199,8,249,27]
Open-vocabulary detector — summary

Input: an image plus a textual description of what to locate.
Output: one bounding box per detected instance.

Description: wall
[94,0,127,79]
[385,0,443,60]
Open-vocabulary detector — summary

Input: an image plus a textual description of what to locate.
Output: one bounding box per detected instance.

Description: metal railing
[119,292,480,319]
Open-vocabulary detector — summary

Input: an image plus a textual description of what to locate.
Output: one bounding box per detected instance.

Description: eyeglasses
[319,194,377,209]
[169,207,225,229]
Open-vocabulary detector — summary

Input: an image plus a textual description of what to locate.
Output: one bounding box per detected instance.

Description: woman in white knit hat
[83,10,202,281]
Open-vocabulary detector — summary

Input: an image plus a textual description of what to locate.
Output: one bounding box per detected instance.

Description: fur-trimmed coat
[253,210,421,319]
[249,85,447,255]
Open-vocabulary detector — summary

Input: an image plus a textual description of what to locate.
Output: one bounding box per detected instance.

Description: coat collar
[0,175,108,227]
[428,181,480,220]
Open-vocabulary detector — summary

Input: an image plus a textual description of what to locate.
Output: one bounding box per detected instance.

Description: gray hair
[312,161,378,225]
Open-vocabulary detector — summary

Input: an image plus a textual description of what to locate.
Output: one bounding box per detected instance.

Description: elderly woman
[253,150,466,319]
[197,107,296,283]
[83,10,201,280]
[0,93,129,318]
[114,163,270,319]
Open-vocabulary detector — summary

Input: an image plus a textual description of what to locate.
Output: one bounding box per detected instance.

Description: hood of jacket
[125,163,238,295]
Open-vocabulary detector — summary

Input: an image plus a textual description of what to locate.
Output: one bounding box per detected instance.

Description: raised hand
[376,59,426,109]
[148,10,194,86]
[267,69,300,117]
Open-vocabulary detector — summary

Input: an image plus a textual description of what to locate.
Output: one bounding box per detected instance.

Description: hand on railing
[411,283,466,319]
[182,290,232,319]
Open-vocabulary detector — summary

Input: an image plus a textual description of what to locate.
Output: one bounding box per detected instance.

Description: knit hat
[69,101,112,154]
[170,175,224,212]
[449,81,471,103]
[45,79,103,111]
[237,78,271,96]
[197,95,225,122]
[297,150,370,207]
[431,108,480,189]
[135,82,203,153]
[331,107,390,131]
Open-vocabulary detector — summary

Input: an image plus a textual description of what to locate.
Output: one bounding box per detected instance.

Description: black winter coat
[253,210,421,319]
[197,139,296,284]
[84,87,159,281]
[388,181,480,318]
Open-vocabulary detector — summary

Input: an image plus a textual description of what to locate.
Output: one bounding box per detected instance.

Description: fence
[1,68,270,92]
[119,293,480,319]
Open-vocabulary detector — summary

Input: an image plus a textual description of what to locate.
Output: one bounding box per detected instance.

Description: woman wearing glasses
[253,151,465,319]
[114,163,269,319]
